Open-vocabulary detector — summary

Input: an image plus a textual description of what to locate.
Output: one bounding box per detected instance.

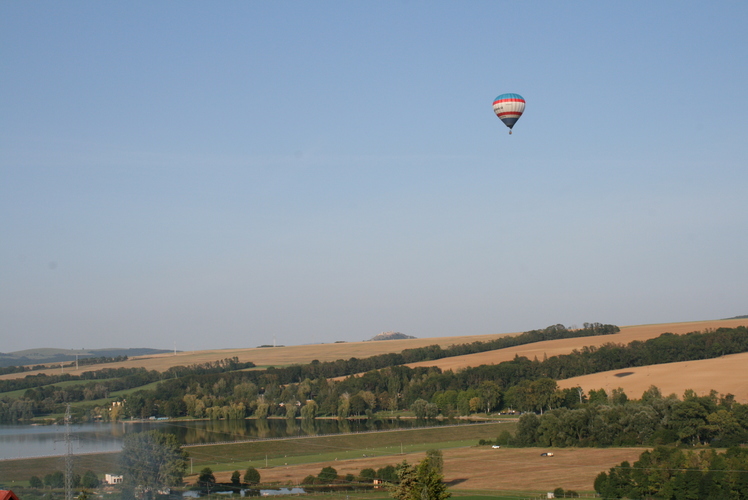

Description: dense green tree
[478,381,502,414]
[337,396,350,418]
[318,466,338,483]
[599,447,748,499]
[587,388,608,404]
[81,470,100,488]
[433,390,458,415]
[255,401,270,418]
[610,387,628,405]
[515,413,540,446]
[300,400,318,419]
[282,402,297,420]
[425,449,444,474]
[532,378,560,413]
[360,468,377,482]
[456,389,479,416]
[496,430,512,446]
[410,399,428,419]
[392,458,450,500]
[231,470,241,486]
[244,466,261,485]
[44,471,64,488]
[29,475,43,488]
[198,467,216,491]
[119,430,188,495]
[349,394,367,416]
[670,399,709,445]
[378,465,398,483]
[359,390,377,411]
[233,381,259,401]
[594,461,634,499]
[708,408,748,446]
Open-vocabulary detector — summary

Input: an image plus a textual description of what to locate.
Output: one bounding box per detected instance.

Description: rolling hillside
[403,318,747,372]
[556,351,748,403]
[2,319,745,403]
[399,318,748,403]
[0,331,520,381]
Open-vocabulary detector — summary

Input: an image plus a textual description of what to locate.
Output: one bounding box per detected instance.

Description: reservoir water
[0,418,471,460]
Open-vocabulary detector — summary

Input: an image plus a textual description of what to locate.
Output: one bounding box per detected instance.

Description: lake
[0,417,472,460]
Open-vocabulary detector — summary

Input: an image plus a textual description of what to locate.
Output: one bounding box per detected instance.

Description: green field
[183,490,539,500]
[192,491,534,500]
[187,422,511,473]
[0,422,513,484]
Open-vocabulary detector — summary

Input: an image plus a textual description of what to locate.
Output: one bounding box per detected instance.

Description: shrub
[497,430,512,445]
[231,470,241,486]
[377,465,398,483]
[317,466,338,483]
[359,468,377,482]
[81,470,100,488]
[244,466,261,485]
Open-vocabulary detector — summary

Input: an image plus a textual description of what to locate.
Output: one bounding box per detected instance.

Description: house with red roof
[0,491,20,500]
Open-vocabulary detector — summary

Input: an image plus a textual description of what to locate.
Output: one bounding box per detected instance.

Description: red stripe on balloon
[493,99,525,105]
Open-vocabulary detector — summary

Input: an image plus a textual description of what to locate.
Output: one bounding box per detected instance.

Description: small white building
[105,474,123,485]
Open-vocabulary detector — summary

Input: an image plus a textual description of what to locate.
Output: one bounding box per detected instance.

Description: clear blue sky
[2,2,747,352]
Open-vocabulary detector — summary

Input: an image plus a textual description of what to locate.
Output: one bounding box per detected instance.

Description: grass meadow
[0,421,512,485]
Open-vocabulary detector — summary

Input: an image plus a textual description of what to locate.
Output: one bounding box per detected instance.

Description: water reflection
[300,418,316,436]
[255,418,270,439]
[0,417,469,460]
[260,488,306,496]
[337,418,351,434]
[284,418,299,437]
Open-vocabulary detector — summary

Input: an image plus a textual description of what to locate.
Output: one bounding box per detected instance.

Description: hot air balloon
[493,93,525,134]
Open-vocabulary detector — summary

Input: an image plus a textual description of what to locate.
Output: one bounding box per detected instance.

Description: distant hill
[369,331,416,341]
[0,348,173,368]
[2,319,745,385]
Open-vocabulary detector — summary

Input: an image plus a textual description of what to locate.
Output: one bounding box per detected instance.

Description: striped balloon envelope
[492,93,525,134]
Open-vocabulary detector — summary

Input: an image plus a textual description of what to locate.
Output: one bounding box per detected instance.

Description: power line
[64,404,73,500]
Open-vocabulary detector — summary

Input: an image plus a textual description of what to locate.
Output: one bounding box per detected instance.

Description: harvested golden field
[205,446,645,493]
[404,318,747,372]
[0,332,519,381]
[557,352,748,403]
[3,318,744,384]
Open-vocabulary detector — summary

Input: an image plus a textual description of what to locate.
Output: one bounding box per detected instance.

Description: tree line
[0,358,253,423]
[594,446,748,499]
[510,386,748,448]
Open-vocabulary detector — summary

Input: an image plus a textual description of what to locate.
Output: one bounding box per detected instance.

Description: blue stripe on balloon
[494,93,525,101]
